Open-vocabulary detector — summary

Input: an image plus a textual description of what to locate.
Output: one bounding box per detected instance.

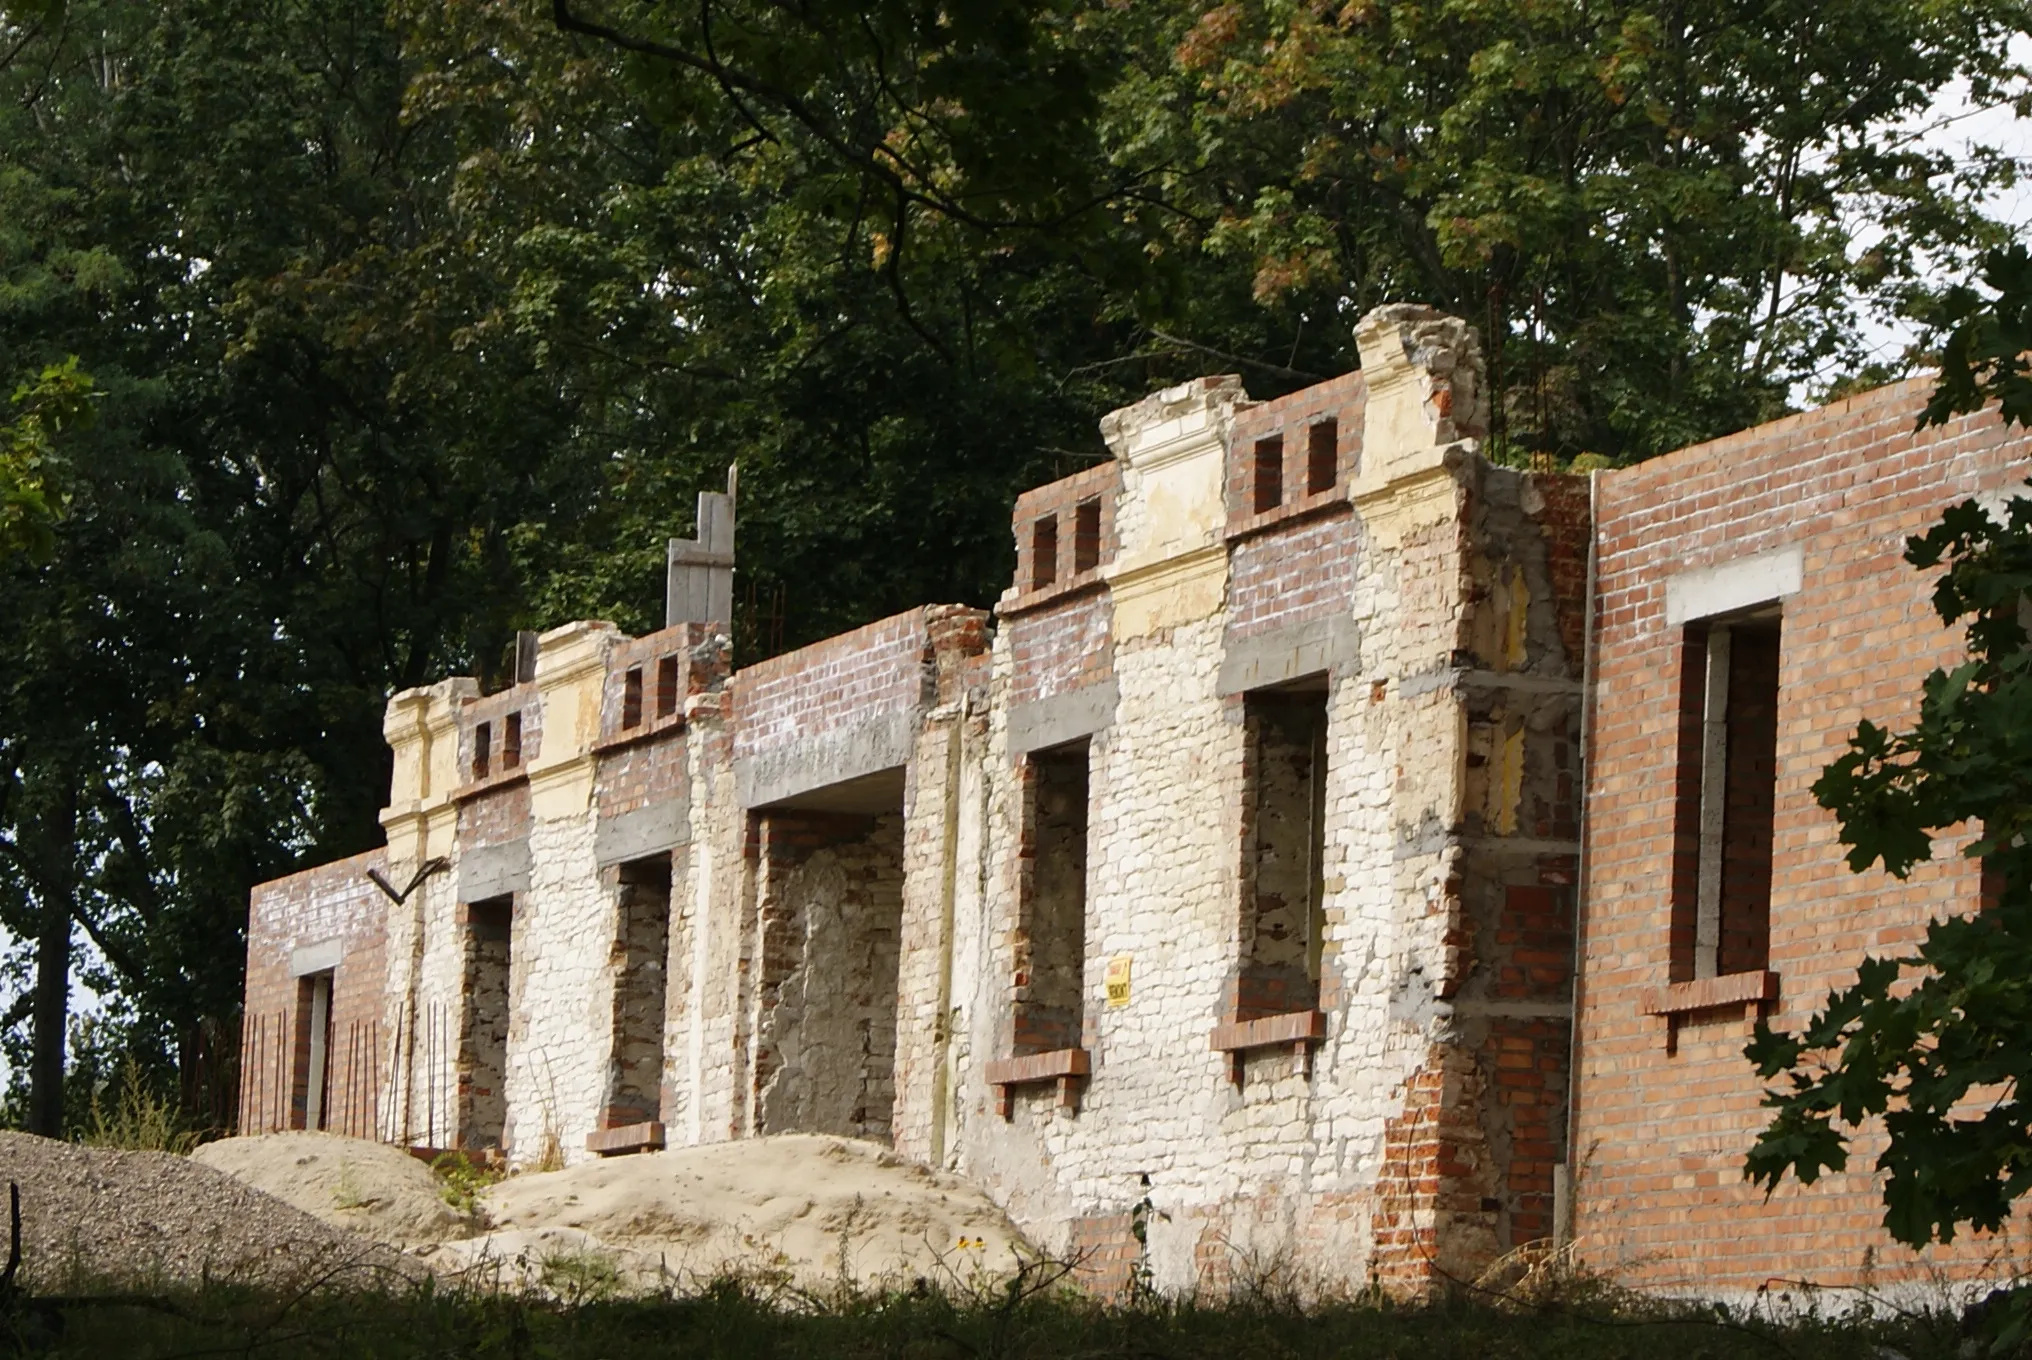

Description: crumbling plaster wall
[944,307,1586,1294]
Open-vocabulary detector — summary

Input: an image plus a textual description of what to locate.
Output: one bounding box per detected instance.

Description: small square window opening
[1253,436,1284,514]
[1073,498,1101,575]
[1032,515,1059,590]
[1307,420,1338,495]
[623,667,644,729]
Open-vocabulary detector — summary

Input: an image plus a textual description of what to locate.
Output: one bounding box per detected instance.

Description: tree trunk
[26,785,76,1139]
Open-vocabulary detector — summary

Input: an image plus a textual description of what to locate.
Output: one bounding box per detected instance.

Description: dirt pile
[423,1133,1031,1295]
[0,1131,418,1290]
[192,1132,473,1247]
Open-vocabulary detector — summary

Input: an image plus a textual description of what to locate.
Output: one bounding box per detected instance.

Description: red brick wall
[240,848,390,1138]
[1576,379,2032,1291]
[457,682,541,787]
[1004,594,1113,710]
[599,622,722,742]
[731,608,935,760]
[1227,506,1363,640]
[1010,462,1121,601]
[592,624,726,820]
[596,735,689,821]
[459,781,530,848]
[1068,1211,1142,1298]
[1226,372,1365,534]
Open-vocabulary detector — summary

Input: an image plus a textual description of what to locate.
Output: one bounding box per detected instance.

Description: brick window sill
[1642,971,1780,1056]
[1225,489,1349,544]
[986,1047,1090,1118]
[997,571,1109,619]
[1210,1009,1327,1084]
[594,710,686,754]
[1639,970,1779,1016]
[452,768,529,804]
[586,1121,666,1157]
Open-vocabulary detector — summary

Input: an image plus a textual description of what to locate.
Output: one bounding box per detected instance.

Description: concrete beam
[459,837,532,902]
[289,938,344,977]
[595,797,690,868]
[1007,680,1118,755]
[736,709,917,809]
[1217,616,1359,696]
[1664,546,1802,627]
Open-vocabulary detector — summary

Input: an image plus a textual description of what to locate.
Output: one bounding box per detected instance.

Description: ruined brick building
[237,303,2032,1295]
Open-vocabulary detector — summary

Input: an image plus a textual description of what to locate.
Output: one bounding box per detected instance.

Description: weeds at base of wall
[2,1250,2016,1360]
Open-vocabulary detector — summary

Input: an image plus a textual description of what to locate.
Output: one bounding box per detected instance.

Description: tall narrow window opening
[623,667,644,728]
[1253,435,1284,513]
[606,854,672,1130]
[295,970,335,1131]
[1307,420,1338,495]
[1015,740,1090,1055]
[473,722,491,780]
[502,711,523,769]
[1031,515,1058,590]
[458,896,514,1151]
[656,655,680,718]
[1073,497,1101,575]
[1237,685,1330,1018]
[1672,611,1780,979]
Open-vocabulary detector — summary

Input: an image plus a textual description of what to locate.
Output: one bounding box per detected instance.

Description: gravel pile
[0,1131,421,1292]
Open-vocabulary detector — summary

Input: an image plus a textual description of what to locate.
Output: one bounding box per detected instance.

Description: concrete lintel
[1007,681,1118,756]
[1663,546,1803,627]
[289,938,344,978]
[736,708,917,810]
[1217,616,1359,697]
[459,837,531,902]
[595,797,691,867]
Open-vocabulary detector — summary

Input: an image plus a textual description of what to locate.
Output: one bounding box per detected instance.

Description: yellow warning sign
[1104,955,1132,1008]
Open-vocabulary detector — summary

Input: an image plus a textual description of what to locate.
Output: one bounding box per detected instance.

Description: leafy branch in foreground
[1746,490,2032,1248]
[1919,244,2032,433]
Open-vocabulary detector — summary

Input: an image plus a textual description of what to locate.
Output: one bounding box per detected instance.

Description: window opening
[606,854,672,1130]
[752,801,907,1144]
[458,896,514,1151]
[1253,435,1284,513]
[296,970,335,1131]
[502,711,522,769]
[623,667,644,729]
[1016,740,1090,1055]
[1073,497,1101,575]
[1031,515,1058,590]
[1307,420,1338,495]
[473,722,491,781]
[1238,686,1329,1018]
[1672,612,1780,979]
[656,655,680,718]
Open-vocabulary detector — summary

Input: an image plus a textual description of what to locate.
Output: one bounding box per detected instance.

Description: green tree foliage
[1747,491,2032,1248]
[0,0,602,1129]
[0,357,90,562]
[1,0,2028,1132]
[1920,243,2032,431]
[1125,0,2031,459]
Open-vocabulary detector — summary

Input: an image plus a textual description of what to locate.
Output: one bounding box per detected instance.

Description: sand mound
[193,1131,473,1247]
[422,1134,1030,1295]
[0,1131,418,1291]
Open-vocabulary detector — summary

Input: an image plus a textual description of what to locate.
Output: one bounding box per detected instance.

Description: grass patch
[0,1269,1993,1359]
